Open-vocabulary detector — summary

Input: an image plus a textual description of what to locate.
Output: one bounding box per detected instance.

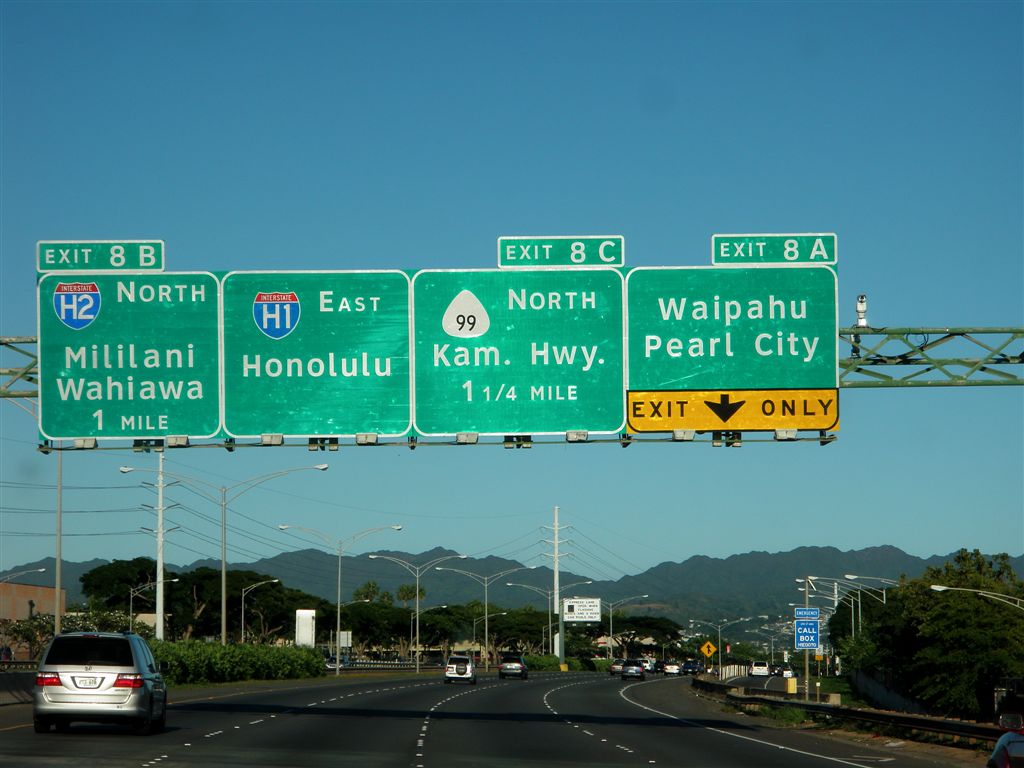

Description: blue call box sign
[794,619,820,649]
[794,607,820,619]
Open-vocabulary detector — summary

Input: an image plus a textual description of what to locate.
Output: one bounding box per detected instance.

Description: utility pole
[54,448,62,634]
[155,452,167,640]
[543,506,570,669]
[804,575,810,699]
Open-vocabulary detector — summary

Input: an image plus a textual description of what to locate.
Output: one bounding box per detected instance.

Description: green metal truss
[4,328,1023,411]
[838,327,1023,387]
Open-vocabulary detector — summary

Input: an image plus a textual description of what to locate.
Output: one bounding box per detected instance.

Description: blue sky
[1,1,1021,583]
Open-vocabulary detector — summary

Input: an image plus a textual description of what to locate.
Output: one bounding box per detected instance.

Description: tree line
[2,548,1020,721]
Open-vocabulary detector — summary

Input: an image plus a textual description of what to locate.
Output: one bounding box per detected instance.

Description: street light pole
[436,565,536,672]
[128,578,179,632]
[471,610,507,659]
[605,594,648,659]
[279,523,401,675]
[122,462,329,645]
[691,616,753,679]
[411,605,447,659]
[507,580,592,655]
[797,576,812,696]
[369,552,467,673]
[240,578,279,642]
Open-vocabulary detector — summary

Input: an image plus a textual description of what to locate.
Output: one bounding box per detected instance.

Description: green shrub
[524,654,561,671]
[151,641,324,685]
[521,655,596,672]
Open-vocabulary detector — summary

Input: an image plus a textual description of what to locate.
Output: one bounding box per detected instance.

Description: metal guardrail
[331,659,418,671]
[693,675,1004,748]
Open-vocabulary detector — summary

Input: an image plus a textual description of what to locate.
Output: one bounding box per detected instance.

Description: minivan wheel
[134,703,156,735]
[33,717,51,734]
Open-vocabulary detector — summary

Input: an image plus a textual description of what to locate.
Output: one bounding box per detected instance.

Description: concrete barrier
[0,671,35,706]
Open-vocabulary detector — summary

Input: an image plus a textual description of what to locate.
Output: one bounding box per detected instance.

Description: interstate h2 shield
[52,282,101,330]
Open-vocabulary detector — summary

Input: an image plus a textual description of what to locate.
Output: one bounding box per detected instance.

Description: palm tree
[397,584,425,609]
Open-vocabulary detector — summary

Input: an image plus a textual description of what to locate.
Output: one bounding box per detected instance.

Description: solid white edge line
[618,682,875,768]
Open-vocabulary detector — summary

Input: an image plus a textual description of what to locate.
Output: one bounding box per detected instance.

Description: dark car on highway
[681,659,703,675]
[621,659,646,681]
[498,655,528,680]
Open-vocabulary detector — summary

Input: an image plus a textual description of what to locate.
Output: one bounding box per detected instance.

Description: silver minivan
[33,632,167,733]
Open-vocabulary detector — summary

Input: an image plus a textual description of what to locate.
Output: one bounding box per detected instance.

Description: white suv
[749,660,770,676]
[444,654,477,684]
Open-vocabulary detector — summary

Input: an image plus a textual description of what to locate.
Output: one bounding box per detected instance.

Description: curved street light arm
[845,574,900,586]
[931,584,1024,611]
[241,578,279,599]
[0,567,46,583]
[224,465,328,503]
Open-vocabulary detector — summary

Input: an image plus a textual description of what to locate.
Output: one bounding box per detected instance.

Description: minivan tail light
[35,672,61,687]
[113,673,144,688]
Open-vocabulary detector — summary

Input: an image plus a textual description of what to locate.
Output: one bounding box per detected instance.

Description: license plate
[75,676,99,688]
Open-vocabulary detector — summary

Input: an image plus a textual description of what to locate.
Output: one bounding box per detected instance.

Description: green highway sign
[711,234,837,265]
[626,265,837,392]
[37,272,220,440]
[498,236,625,268]
[32,254,844,443]
[38,240,165,272]
[412,269,625,436]
[222,271,411,437]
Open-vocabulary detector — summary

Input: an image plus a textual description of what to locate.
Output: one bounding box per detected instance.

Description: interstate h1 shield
[253,291,301,339]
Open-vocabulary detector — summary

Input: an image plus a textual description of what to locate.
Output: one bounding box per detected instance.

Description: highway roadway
[0,671,981,767]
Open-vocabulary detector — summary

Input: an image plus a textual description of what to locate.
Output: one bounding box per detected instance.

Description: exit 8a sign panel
[627,266,838,391]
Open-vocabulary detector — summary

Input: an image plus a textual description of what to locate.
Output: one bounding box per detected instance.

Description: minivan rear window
[45,636,133,666]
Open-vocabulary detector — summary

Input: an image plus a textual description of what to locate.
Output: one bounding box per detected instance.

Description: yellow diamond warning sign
[627,388,839,432]
[701,641,717,658]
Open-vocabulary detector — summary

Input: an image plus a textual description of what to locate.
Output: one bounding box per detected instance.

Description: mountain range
[4,546,1020,630]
